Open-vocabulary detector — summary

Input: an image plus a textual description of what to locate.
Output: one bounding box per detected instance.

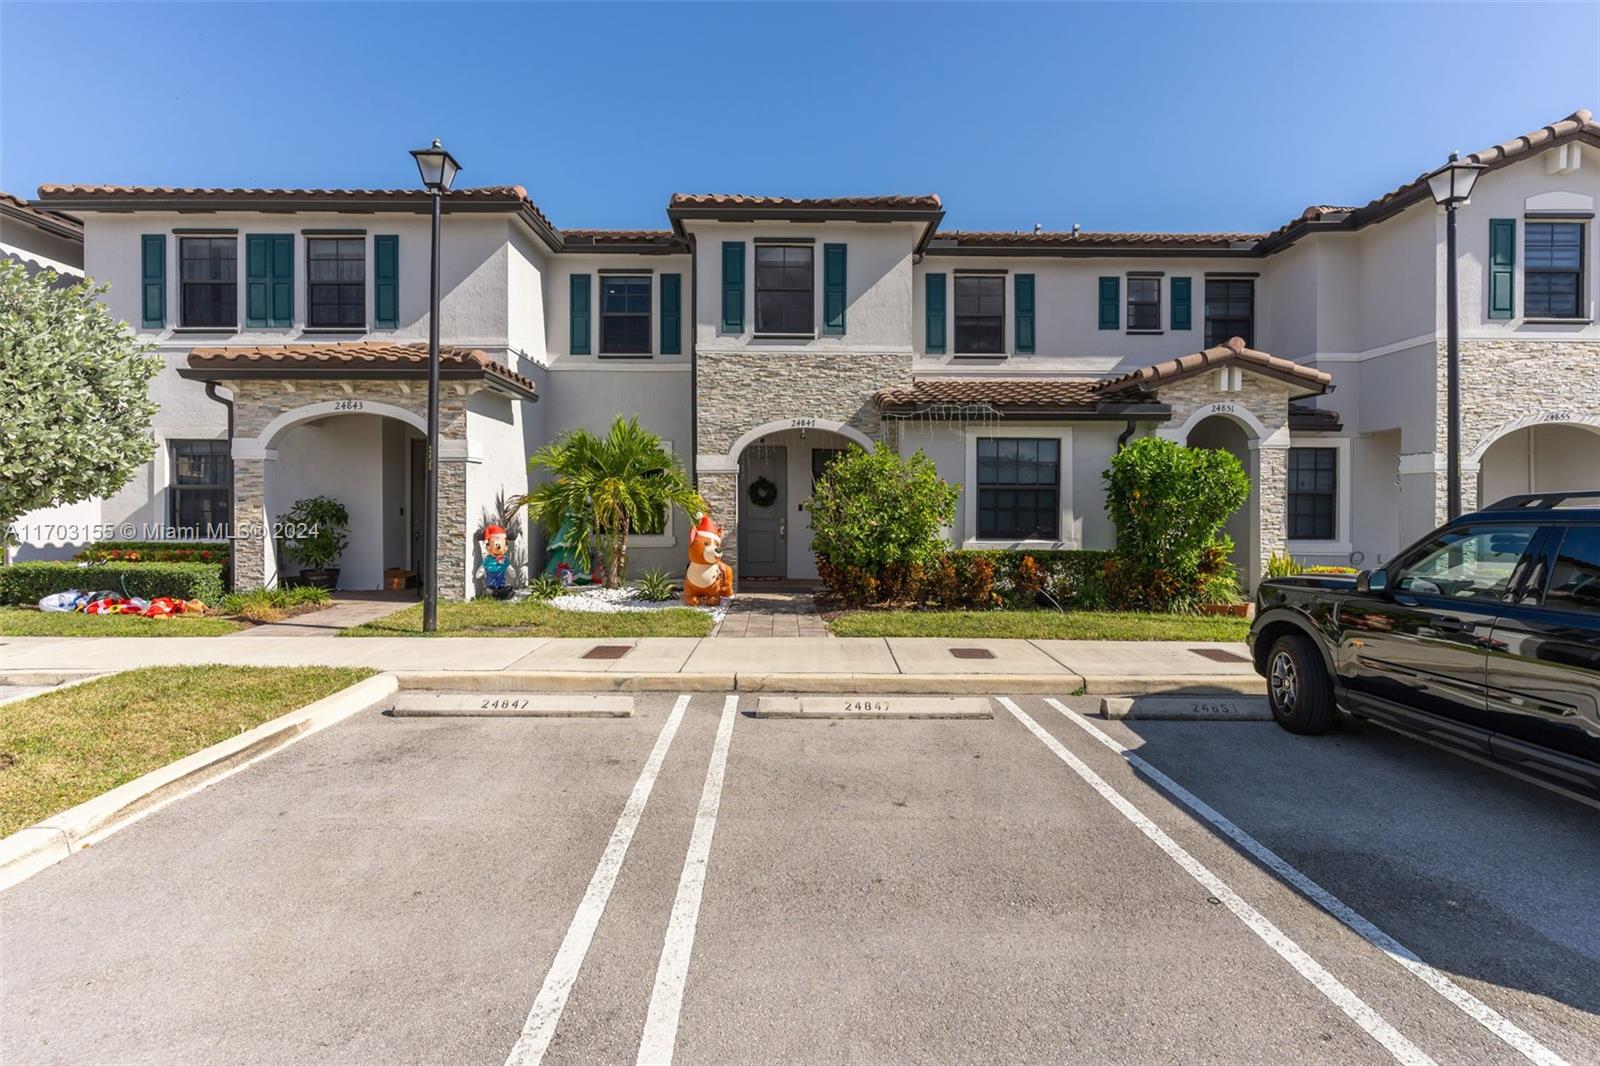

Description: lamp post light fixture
[1425,150,1487,520]
[410,138,462,632]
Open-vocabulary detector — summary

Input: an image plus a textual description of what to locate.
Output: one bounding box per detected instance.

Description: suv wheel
[1266,633,1335,735]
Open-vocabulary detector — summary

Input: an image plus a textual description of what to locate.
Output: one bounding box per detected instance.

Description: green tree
[807,443,957,571]
[519,416,704,588]
[0,263,161,554]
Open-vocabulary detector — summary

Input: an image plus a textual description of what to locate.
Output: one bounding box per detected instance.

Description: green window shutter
[246,235,294,327]
[1171,276,1192,330]
[721,242,744,333]
[1098,276,1119,330]
[1014,273,1035,354]
[374,235,399,328]
[570,273,591,354]
[822,243,847,335]
[140,234,165,328]
[925,273,946,353]
[1488,218,1515,320]
[660,272,682,354]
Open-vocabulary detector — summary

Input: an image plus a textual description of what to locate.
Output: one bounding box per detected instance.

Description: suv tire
[1266,633,1335,735]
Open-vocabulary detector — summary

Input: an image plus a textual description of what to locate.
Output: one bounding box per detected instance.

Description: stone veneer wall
[1431,339,1600,519]
[695,350,912,573]
[225,378,472,598]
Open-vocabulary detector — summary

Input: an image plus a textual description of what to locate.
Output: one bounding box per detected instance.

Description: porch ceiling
[180,341,538,402]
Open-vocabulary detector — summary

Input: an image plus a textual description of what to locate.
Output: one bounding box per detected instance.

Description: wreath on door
[747,476,779,508]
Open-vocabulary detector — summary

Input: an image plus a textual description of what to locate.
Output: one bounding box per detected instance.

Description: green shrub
[1103,438,1249,611]
[279,496,350,571]
[1266,551,1305,579]
[634,568,676,602]
[528,574,565,601]
[809,444,957,572]
[220,585,330,622]
[0,561,226,606]
[962,549,1113,609]
[76,540,231,565]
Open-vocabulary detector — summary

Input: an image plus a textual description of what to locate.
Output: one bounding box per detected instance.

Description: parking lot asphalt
[3,692,1597,1066]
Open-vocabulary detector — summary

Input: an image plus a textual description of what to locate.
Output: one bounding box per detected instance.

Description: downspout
[1116,418,1138,451]
[203,381,236,590]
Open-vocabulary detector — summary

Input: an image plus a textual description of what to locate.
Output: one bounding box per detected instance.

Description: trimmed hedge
[75,540,231,565]
[816,548,1115,610]
[0,561,226,606]
[961,549,1113,609]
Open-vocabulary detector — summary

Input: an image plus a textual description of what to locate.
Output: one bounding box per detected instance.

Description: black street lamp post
[1426,151,1486,520]
[410,139,462,632]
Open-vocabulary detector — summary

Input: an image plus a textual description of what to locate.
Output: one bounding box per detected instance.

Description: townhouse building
[10,108,1598,597]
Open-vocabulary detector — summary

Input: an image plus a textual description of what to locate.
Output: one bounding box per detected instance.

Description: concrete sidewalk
[0,635,1261,694]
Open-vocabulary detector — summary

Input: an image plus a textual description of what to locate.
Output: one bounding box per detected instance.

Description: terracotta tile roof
[561,229,688,252]
[875,377,1106,412]
[1098,337,1331,397]
[0,189,83,238]
[185,341,538,399]
[930,229,1261,251]
[670,193,942,212]
[1289,402,1343,431]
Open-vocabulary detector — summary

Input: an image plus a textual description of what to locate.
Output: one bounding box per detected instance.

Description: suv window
[1394,525,1536,601]
[1544,526,1600,614]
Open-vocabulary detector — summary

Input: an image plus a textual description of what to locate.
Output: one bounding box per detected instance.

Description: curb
[1101,694,1273,721]
[0,673,398,892]
[395,671,736,692]
[1081,675,1264,696]
[0,670,112,686]
[393,670,1259,695]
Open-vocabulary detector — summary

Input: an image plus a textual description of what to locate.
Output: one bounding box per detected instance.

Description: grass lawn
[827,609,1251,641]
[342,598,713,638]
[0,607,244,637]
[0,665,374,837]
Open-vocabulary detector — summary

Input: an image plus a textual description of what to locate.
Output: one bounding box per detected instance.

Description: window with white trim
[1525,221,1583,319]
[977,437,1059,539]
[1287,447,1337,541]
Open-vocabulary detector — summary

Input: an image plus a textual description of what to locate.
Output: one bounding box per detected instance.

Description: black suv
[1249,491,1600,795]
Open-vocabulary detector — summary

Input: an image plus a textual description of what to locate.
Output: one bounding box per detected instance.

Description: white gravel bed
[546,585,729,626]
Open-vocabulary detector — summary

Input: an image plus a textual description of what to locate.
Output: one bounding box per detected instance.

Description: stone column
[698,471,739,574]
[231,455,272,591]
[437,458,469,601]
[1251,442,1288,592]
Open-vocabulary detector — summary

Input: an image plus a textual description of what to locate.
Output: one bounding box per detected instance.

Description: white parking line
[505,694,693,1066]
[996,697,1434,1066]
[637,694,739,1066]
[1047,698,1572,1066]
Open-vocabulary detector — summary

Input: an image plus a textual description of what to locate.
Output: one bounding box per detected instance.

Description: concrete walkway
[228,592,413,637]
[0,635,1261,694]
[712,591,828,638]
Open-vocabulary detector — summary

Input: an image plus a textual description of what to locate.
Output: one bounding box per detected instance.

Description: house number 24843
[333,400,365,412]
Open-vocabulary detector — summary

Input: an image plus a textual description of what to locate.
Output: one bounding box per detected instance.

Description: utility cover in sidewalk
[1188,648,1251,664]
[948,648,996,660]
[582,645,633,660]
[755,696,993,719]
[392,693,634,718]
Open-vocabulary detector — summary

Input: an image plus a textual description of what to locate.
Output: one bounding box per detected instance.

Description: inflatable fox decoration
[683,512,734,607]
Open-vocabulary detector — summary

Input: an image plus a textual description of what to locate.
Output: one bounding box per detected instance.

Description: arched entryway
[1477,421,1600,506]
[1184,414,1254,589]
[735,425,867,584]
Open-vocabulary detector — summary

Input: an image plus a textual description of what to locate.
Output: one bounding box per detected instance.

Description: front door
[739,447,787,579]
[1339,523,1537,750]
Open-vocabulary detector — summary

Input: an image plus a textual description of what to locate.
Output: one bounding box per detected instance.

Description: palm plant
[517,417,704,589]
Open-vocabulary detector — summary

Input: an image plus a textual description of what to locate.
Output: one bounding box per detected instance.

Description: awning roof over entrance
[875,338,1330,419]
[180,341,539,402]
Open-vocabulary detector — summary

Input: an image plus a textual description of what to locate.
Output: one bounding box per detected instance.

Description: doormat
[741,576,786,582]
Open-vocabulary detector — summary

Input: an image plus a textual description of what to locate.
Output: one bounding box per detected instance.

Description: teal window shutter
[1098,277,1119,330]
[374,235,399,328]
[721,242,744,332]
[823,243,847,335]
[661,272,682,354]
[140,235,165,328]
[1489,219,1515,320]
[1014,274,1035,354]
[246,234,294,328]
[1171,276,1192,330]
[570,273,591,354]
[925,273,946,353]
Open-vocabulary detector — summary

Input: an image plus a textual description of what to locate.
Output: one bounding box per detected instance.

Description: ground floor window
[1287,446,1337,540]
[811,447,846,486]
[977,437,1059,539]
[169,439,231,535]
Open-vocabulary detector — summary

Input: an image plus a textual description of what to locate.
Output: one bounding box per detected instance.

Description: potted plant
[280,496,350,590]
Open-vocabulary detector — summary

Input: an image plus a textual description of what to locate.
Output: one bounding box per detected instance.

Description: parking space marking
[997,697,1434,1066]
[1047,698,1571,1066]
[505,694,693,1066]
[637,694,739,1066]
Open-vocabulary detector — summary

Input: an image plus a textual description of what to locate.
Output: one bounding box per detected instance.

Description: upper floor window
[307,237,366,329]
[1205,278,1253,348]
[600,275,652,355]
[179,237,237,328]
[1127,276,1161,331]
[169,439,231,536]
[1525,222,1583,319]
[955,274,1005,354]
[1287,447,1337,541]
[755,245,813,335]
[976,437,1059,539]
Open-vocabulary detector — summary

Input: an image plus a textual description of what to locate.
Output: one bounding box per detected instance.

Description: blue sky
[3,2,1595,234]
